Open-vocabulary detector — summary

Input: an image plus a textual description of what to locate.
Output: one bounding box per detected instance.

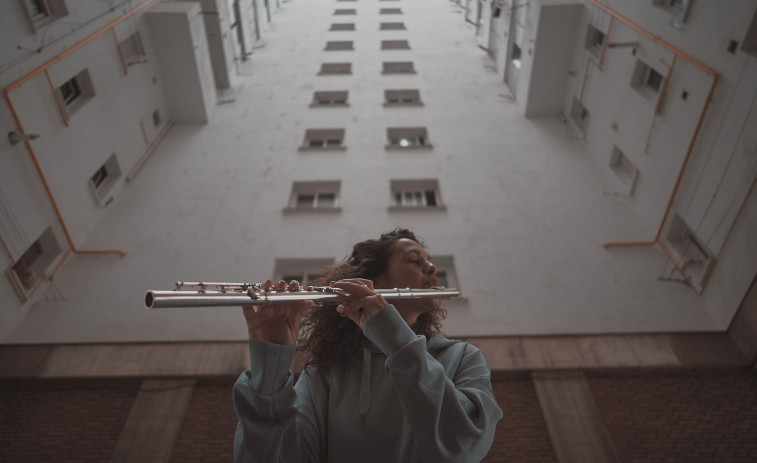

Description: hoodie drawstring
[359,346,371,425]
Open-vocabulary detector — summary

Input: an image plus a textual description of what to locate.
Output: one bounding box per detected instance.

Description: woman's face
[374,238,438,290]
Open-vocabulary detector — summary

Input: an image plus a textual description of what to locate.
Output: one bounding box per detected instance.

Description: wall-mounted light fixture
[8,131,40,145]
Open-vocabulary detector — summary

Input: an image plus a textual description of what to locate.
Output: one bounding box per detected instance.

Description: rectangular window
[390,179,443,209]
[380,8,402,14]
[584,25,605,59]
[57,69,95,117]
[380,22,406,30]
[325,41,354,51]
[334,9,357,15]
[300,129,346,150]
[570,97,589,132]
[609,146,639,196]
[386,127,431,149]
[273,258,334,285]
[330,23,356,31]
[384,89,422,106]
[382,61,415,74]
[23,0,68,31]
[381,40,410,50]
[59,78,81,106]
[287,181,341,211]
[311,91,349,107]
[10,227,62,295]
[652,0,691,28]
[665,214,715,290]
[631,59,665,98]
[120,31,147,66]
[319,62,352,75]
[90,153,122,205]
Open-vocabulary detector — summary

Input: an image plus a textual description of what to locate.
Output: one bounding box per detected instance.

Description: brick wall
[484,372,557,462]
[588,368,757,463]
[0,378,141,463]
[3,369,756,462]
[170,376,237,463]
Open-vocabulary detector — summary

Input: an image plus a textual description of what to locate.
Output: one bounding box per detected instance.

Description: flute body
[145,282,460,309]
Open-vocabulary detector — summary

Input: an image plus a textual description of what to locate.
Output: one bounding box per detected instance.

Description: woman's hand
[330,279,388,330]
[242,280,315,345]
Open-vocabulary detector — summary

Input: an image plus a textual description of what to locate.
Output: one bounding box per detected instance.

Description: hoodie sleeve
[363,306,503,463]
[232,340,319,463]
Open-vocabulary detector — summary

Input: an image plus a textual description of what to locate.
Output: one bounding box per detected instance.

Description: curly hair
[298,228,446,373]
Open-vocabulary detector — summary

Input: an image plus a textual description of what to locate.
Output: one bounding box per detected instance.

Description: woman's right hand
[242,280,315,345]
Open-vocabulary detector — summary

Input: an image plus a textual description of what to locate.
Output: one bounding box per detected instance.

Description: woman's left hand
[330,279,388,330]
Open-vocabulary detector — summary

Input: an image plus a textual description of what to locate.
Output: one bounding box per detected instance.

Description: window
[59,78,81,106]
[57,69,95,117]
[665,214,715,290]
[334,9,357,15]
[23,0,68,31]
[286,181,341,212]
[325,41,354,51]
[300,129,346,150]
[273,258,334,285]
[382,61,416,74]
[585,25,605,59]
[90,153,122,205]
[390,179,444,209]
[652,0,691,28]
[10,227,62,295]
[120,31,147,66]
[311,91,349,107]
[609,146,639,196]
[380,8,402,14]
[380,22,406,30]
[319,62,352,75]
[511,43,522,69]
[386,127,431,149]
[384,89,422,106]
[330,23,356,31]
[631,59,665,98]
[570,97,589,132]
[381,40,410,50]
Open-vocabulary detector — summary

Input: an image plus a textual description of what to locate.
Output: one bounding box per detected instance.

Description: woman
[233,229,502,462]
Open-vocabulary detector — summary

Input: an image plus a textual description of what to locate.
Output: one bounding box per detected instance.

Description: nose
[425,260,437,275]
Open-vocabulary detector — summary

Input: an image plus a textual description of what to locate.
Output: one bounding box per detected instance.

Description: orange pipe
[112,28,128,75]
[44,69,68,126]
[587,1,720,294]
[0,1,153,302]
[5,0,154,93]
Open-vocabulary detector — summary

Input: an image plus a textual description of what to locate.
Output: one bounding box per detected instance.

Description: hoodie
[233,305,503,463]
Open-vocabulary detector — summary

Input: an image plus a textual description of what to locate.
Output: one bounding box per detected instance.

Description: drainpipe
[1,0,156,301]
[586,0,720,295]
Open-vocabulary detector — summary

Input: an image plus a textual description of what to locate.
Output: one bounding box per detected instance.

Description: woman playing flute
[233,228,502,462]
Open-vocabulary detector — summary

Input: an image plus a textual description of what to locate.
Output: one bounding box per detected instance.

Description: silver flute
[145,281,460,309]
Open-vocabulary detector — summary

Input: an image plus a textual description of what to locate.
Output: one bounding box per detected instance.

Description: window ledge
[284,207,343,214]
[385,144,433,151]
[388,205,447,212]
[298,146,348,152]
[309,103,350,108]
[383,102,424,107]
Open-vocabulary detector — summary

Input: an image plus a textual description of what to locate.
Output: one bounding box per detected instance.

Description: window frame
[386,127,432,150]
[389,179,445,210]
[384,89,422,106]
[311,91,349,107]
[382,61,416,74]
[299,129,347,151]
[318,62,352,75]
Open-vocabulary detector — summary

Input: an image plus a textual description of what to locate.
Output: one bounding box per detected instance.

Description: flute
[145,281,460,309]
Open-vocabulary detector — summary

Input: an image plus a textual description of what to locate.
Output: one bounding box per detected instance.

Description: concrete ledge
[110,378,196,463]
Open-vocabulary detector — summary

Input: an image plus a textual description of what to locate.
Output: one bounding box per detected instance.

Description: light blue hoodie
[233,305,503,462]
